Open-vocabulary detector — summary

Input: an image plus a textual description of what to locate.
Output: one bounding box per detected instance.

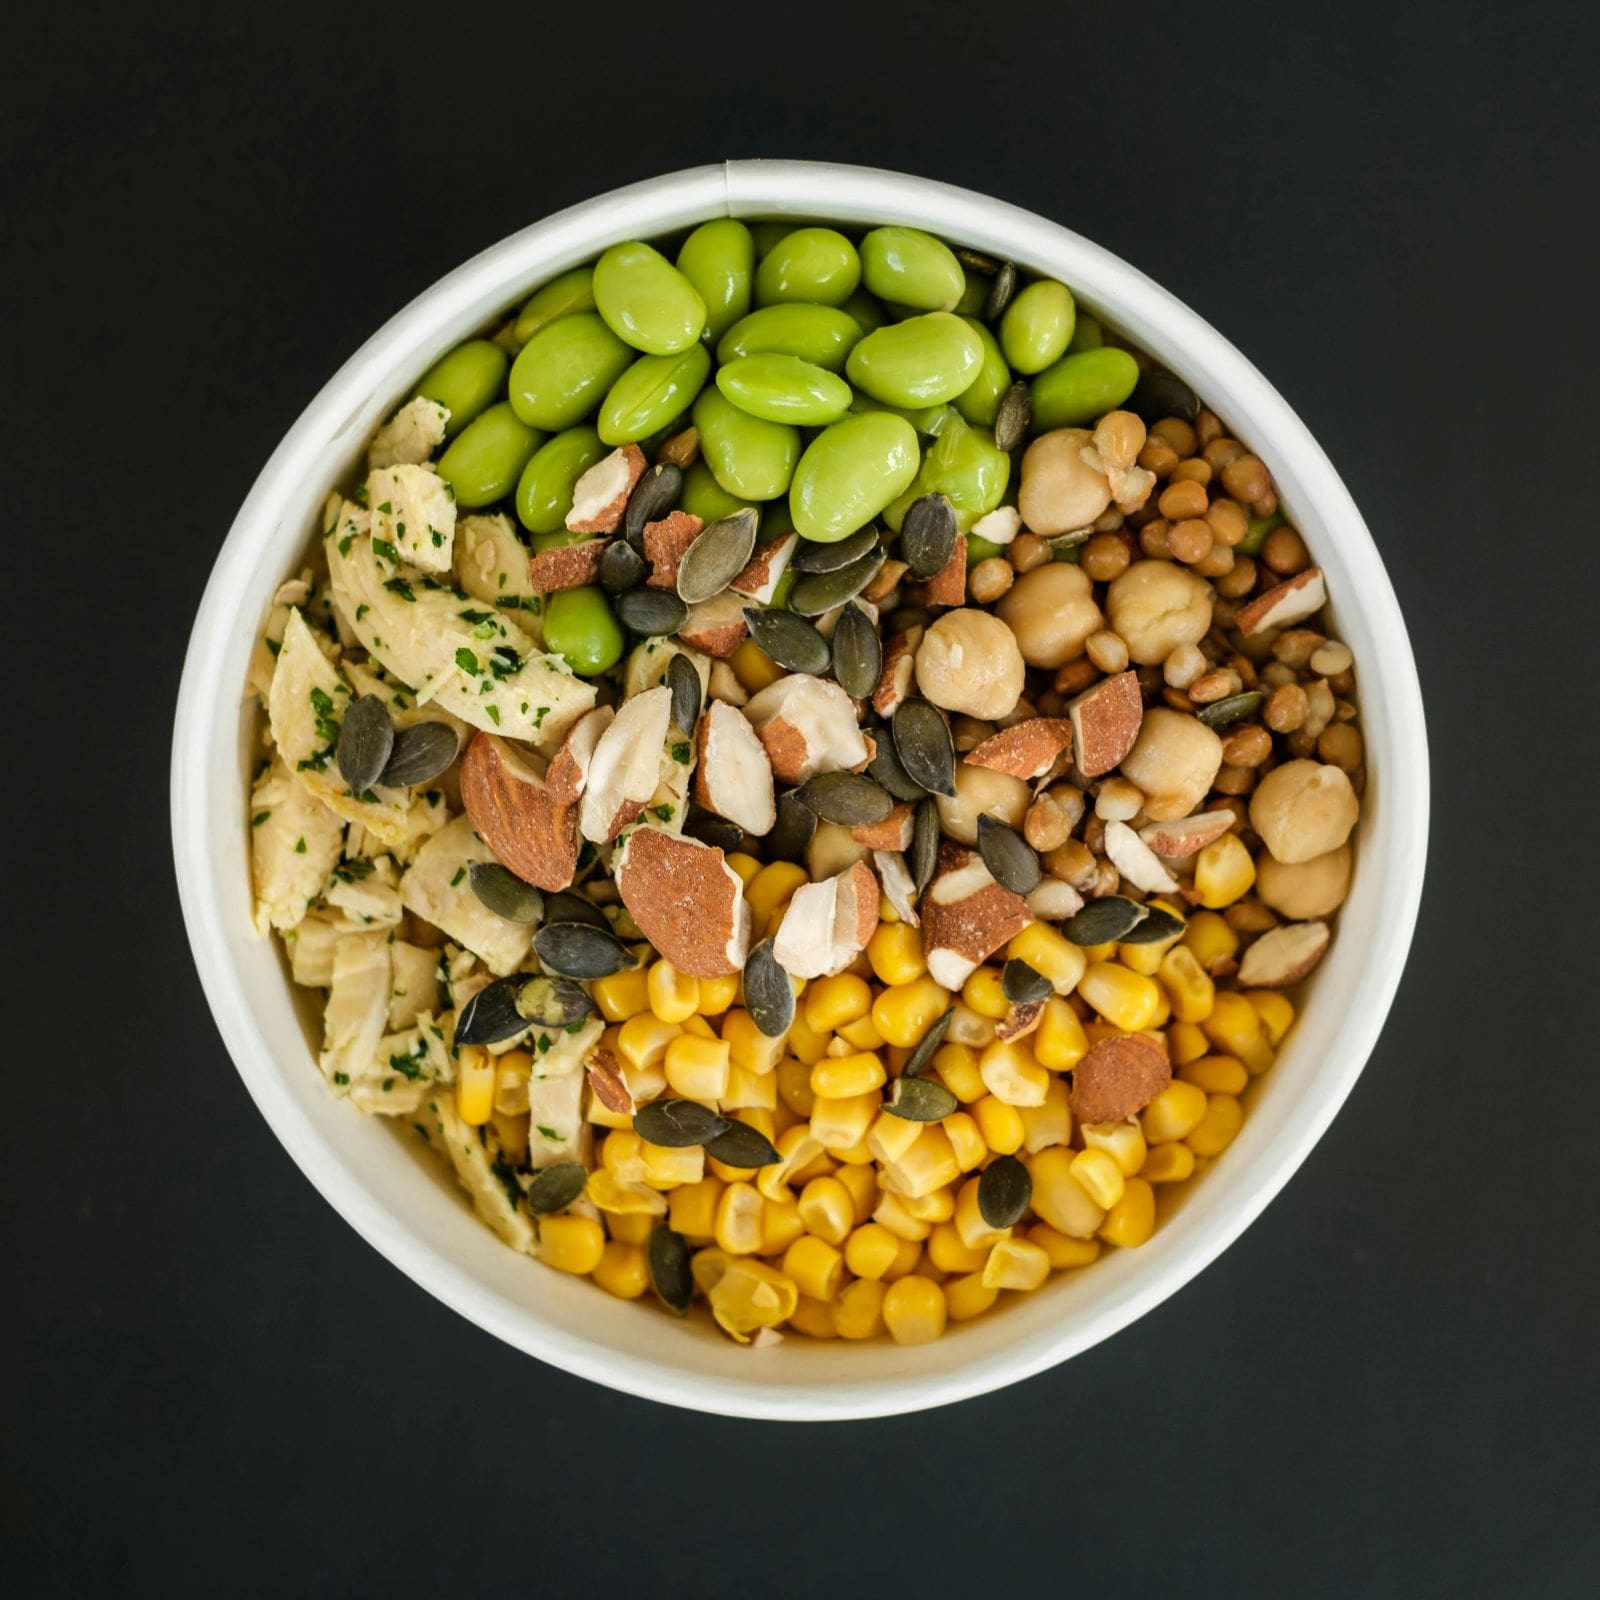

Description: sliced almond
[862,557,909,605]
[586,1046,634,1114]
[850,801,915,851]
[970,506,1021,546]
[656,426,699,469]
[1025,876,1084,920]
[772,859,879,979]
[1069,669,1143,778]
[873,849,920,928]
[965,716,1076,781]
[527,538,607,593]
[613,826,751,977]
[707,659,748,707]
[643,510,705,590]
[925,534,968,607]
[694,699,776,836]
[744,673,869,785]
[1236,920,1330,987]
[676,591,751,657]
[833,859,879,963]
[1138,809,1237,859]
[578,685,672,844]
[729,530,798,604]
[1070,1033,1171,1123]
[921,843,1033,991]
[1104,819,1179,894]
[566,444,647,535]
[1235,567,1327,637]
[871,625,923,718]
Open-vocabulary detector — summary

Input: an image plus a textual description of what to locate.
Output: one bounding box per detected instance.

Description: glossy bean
[789,412,920,543]
[955,274,990,317]
[754,227,861,308]
[860,226,965,313]
[512,266,596,346]
[437,402,543,508]
[846,312,984,407]
[850,395,960,436]
[542,585,624,676]
[751,222,793,259]
[509,312,633,431]
[415,340,508,437]
[952,316,1012,429]
[592,241,706,355]
[675,219,755,344]
[692,387,800,501]
[717,304,865,372]
[884,413,1009,534]
[515,426,606,534]
[716,353,852,426]
[842,288,890,335]
[680,460,755,524]
[999,280,1077,375]
[599,345,711,445]
[1066,311,1104,353]
[1029,347,1141,431]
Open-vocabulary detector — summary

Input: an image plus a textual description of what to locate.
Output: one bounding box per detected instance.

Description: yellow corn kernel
[759,1196,805,1256]
[1203,993,1274,1073]
[931,1043,985,1103]
[601,1128,647,1180]
[804,973,872,1034]
[1100,1176,1156,1247]
[1141,1080,1209,1144]
[1005,921,1087,994]
[492,1049,532,1114]
[1032,996,1088,1071]
[730,635,786,692]
[944,1111,987,1172]
[1179,1053,1248,1094]
[697,972,740,1017]
[609,1211,657,1245]
[961,966,1011,1020]
[592,966,650,1022]
[830,1138,875,1166]
[1078,962,1163,1031]
[1246,988,1296,1046]
[1142,1142,1196,1184]
[1083,1020,1121,1047]
[982,1236,1051,1291]
[616,1013,681,1074]
[882,1234,924,1281]
[946,1270,1000,1321]
[1194,833,1256,908]
[663,1034,731,1101]
[714,1181,765,1254]
[979,1040,1050,1107]
[845,1221,901,1280]
[1148,985,1171,1029]
[867,1111,924,1167]
[904,1185,955,1224]
[883,1275,947,1344]
[648,959,700,1024]
[832,1277,888,1339]
[1077,940,1117,964]
[1081,1118,1147,1176]
[868,921,926,986]
[708,1258,799,1341]
[953,1175,1011,1251]
[491,1109,530,1164]
[1187,1093,1244,1156]
[771,1099,802,1139]
[835,1161,878,1224]
[745,860,808,926]
[946,1003,997,1048]
[1071,1147,1126,1209]
[724,849,763,887]
[1028,1147,1107,1238]
[783,1234,845,1300]
[928,1219,989,1273]
[797,1175,855,1245]
[1027,1223,1102,1269]
[592,1240,649,1299]
[882,1128,960,1200]
[873,1190,932,1242]
[785,1010,831,1066]
[1167,1019,1210,1065]
[588,1170,669,1217]
[809,1089,878,1152]
[668,1176,724,1239]
[722,1062,777,1112]
[455,1045,496,1126]
[1181,909,1239,972]
[1159,943,1215,1024]
[788,1294,838,1339]
[776,1056,817,1118]
[1018,1077,1072,1154]
[639,1141,705,1189]
[973,1094,1026,1156]
[871,975,950,1049]
[538,1214,606,1275]
[837,1014,885,1051]
[586,1094,632,1131]
[812,1050,886,1100]
[722,1009,783,1077]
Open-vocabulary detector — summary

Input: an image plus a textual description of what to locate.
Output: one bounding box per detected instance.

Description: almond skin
[643,511,704,589]
[566,444,647,534]
[925,535,967,607]
[1068,670,1144,777]
[965,717,1076,780]
[613,827,750,978]
[1069,1033,1171,1123]
[458,732,579,892]
[527,539,607,593]
[1234,567,1327,636]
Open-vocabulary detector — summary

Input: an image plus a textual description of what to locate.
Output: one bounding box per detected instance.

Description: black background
[6,3,1598,1595]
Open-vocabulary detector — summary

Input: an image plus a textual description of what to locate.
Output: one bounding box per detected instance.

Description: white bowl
[171,161,1428,1420]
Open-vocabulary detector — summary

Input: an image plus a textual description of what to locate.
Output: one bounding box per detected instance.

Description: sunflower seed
[454,973,539,1045]
[634,1099,729,1148]
[514,974,596,1028]
[1197,691,1266,729]
[677,507,758,604]
[336,694,395,792]
[994,381,1032,453]
[788,550,886,616]
[684,806,742,852]
[884,1075,958,1121]
[526,1162,588,1215]
[892,699,956,797]
[598,539,646,593]
[901,1007,953,1079]
[909,797,940,891]
[830,601,882,698]
[1062,895,1150,946]
[468,862,544,924]
[768,789,817,861]
[1118,903,1188,945]
[743,607,830,674]
[615,587,689,636]
[704,1119,782,1168]
[666,651,702,733]
[955,246,1001,275]
[534,920,634,979]
[900,493,958,579]
[977,814,1041,895]
[377,720,459,787]
[791,526,879,573]
[797,770,894,826]
[977,1154,1032,1228]
[1127,369,1201,424]
[541,890,611,930]
[624,461,683,548]
[982,260,1018,323]
[742,938,796,1038]
[648,1225,693,1314]
[867,726,928,802]
[1001,958,1052,1004]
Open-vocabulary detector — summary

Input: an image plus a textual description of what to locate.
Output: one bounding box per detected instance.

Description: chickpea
[1118,707,1224,820]
[1256,842,1353,919]
[1249,760,1360,864]
[1018,428,1112,535]
[934,760,1031,846]
[1091,410,1146,471]
[1105,559,1214,665]
[995,563,1105,669]
[914,609,1025,719]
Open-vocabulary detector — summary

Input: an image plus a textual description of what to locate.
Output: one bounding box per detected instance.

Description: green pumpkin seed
[982,261,1018,323]
[624,462,683,548]
[797,770,893,826]
[1198,691,1267,729]
[787,550,886,616]
[704,1119,782,1168]
[541,890,611,930]
[977,1153,1032,1228]
[377,721,460,787]
[743,607,830,674]
[791,526,880,573]
[526,1162,588,1216]
[902,1006,953,1078]
[615,587,689,635]
[515,974,597,1028]
[634,1099,730,1148]
[884,1075,958,1121]
[977,814,1040,895]
[455,973,540,1045]
[677,507,759,605]
[742,938,796,1039]
[769,790,817,861]
[1062,895,1150,946]
[955,247,1002,276]
[831,601,882,698]
[892,700,956,798]
[666,651,701,733]
[468,862,544,924]
[648,1225,694,1314]
[909,797,940,891]
[1128,368,1200,423]
[336,695,395,793]
[1001,958,1052,1004]
[899,492,958,578]
[1118,903,1187,945]
[994,380,1032,453]
[533,920,634,979]
[598,540,646,593]
[870,732,929,803]
[684,807,742,852]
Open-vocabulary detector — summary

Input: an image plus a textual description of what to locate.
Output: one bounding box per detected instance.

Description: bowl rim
[172,160,1429,1419]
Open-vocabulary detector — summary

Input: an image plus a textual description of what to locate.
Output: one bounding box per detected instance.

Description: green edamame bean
[956,274,989,317]
[1238,511,1283,557]
[692,387,800,501]
[966,533,1005,563]
[754,228,861,308]
[850,394,959,436]
[716,354,852,426]
[680,460,754,525]
[1066,311,1103,353]
[592,241,706,355]
[845,312,984,408]
[751,223,794,259]
[789,412,920,543]
[716,304,865,372]
[1029,347,1140,431]
[515,426,606,534]
[437,403,543,508]
[884,414,1009,533]
[859,227,965,313]
[842,288,890,335]
[999,280,1076,375]
[542,585,624,676]
[598,345,710,445]
[952,316,1012,430]
[513,267,596,346]
[415,340,508,438]
[509,312,633,431]
[676,220,754,345]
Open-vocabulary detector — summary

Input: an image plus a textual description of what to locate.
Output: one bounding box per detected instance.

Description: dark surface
[6,3,1598,1596]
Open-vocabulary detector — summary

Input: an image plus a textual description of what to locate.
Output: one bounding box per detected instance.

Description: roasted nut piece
[613,827,751,978]
[1018,427,1112,534]
[920,844,1034,990]
[996,564,1104,670]
[914,608,1025,719]
[1070,1034,1171,1124]
[1105,559,1214,665]
[1249,760,1360,864]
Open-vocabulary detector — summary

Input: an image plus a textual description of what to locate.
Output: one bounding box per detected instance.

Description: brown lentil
[1138,519,1174,560]
[1224,897,1277,933]
[1195,409,1224,446]
[1085,628,1130,674]
[1220,454,1272,505]
[950,716,993,752]
[1192,541,1236,579]
[1204,497,1249,547]
[1264,682,1309,733]
[1317,722,1364,772]
[1202,437,1246,472]
[1008,532,1050,574]
[1088,858,1121,898]
[1261,524,1310,575]
[968,556,1014,604]
[1168,457,1213,488]
[1043,837,1097,890]
[1212,762,1256,796]
[1222,724,1273,767]
[1271,629,1323,668]
[1189,669,1242,704]
[1167,518,1214,565]
[1215,557,1257,598]
[1136,440,1179,477]
[1081,532,1132,582]
[1161,687,1196,713]
[1091,506,1127,533]
[1158,479,1209,521]
[1150,416,1197,456]
[1053,658,1099,696]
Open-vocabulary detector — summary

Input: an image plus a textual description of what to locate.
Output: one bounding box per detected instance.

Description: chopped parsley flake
[251,810,271,827]
[455,647,480,674]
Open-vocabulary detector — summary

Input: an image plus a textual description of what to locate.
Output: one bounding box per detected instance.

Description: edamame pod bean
[717,304,865,372]
[509,312,633,431]
[751,222,794,259]
[542,585,624,676]
[676,220,754,345]
[956,274,989,317]
[754,228,861,308]
[846,312,984,408]
[1066,311,1103,353]
[692,387,800,501]
[1029,347,1140,431]
[850,394,959,436]
[515,425,606,533]
[680,460,754,525]
[884,414,1009,533]
[416,340,508,438]
[598,345,711,445]
[842,288,890,334]
[789,412,919,543]
[437,403,543,508]
[952,316,1012,430]
[513,266,596,346]
[592,241,706,356]
[999,280,1077,375]
[860,226,965,313]
[716,354,852,426]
